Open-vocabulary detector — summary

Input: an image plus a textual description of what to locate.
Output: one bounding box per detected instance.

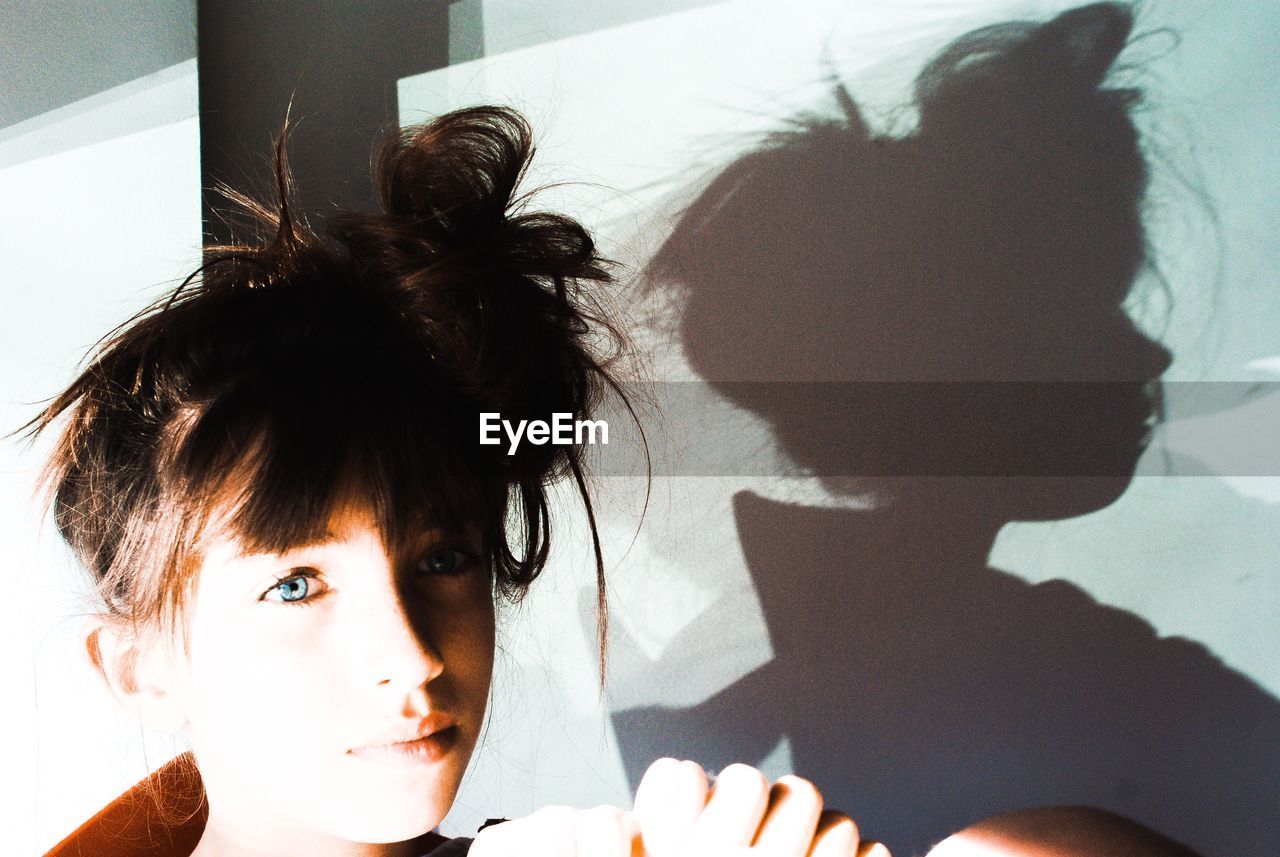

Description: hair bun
[915,1,1134,129]
[365,105,608,290]
[318,106,623,484]
[374,106,530,240]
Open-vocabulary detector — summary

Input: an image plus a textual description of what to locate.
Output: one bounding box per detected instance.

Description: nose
[373,596,445,693]
[353,552,445,701]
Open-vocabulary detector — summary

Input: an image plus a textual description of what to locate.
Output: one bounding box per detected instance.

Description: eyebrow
[233,522,465,560]
[221,525,343,560]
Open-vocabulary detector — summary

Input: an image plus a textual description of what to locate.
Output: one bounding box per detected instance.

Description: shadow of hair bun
[915,1,1135,130]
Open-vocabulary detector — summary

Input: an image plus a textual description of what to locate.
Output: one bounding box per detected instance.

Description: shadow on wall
[608,5,1279,856]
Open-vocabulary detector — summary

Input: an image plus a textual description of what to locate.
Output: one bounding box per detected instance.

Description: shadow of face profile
[650,1,1173,521]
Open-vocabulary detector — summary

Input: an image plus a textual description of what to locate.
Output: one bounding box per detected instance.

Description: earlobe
[88,621,188,734]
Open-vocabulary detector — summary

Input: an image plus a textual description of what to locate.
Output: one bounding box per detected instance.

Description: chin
[332,815,442,845]
[311,789,450,844]
[345,767,460,844]
[295,755,463,844]
[986,423,1149,521]
[1001,474,1138,522]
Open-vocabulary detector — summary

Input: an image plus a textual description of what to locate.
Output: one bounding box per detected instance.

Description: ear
[87,621,188,734]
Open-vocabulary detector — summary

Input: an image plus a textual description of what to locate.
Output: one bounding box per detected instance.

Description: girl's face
[157,497,495,850]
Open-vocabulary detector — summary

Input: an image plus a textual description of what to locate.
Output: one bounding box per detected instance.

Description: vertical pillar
[197,0,452,243]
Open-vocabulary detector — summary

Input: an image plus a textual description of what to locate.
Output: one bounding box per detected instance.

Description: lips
[350,726,459,765]
[349,713,459,765]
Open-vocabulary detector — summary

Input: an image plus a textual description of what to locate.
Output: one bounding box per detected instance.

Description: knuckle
[718,762,770,797]
[776,774,822,803]
[639,757,687,793]
[644,756,681,777]
[677,758,707,775]
[817,809,860,844]
[673,759,709,786]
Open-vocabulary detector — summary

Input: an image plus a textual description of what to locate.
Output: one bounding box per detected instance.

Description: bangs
[165,327,497,567]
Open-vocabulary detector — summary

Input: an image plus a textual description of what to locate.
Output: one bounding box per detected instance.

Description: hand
[633,758,889,857]
[468,758,889,856]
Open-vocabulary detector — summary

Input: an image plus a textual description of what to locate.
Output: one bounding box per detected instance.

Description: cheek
[432,587,497,714]
[178,612,353,778]
[176,614,395,836]
[179,595,495,761]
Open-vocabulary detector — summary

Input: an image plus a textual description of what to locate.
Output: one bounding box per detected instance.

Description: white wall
[401,2,1280,854]
[0,61,202,854]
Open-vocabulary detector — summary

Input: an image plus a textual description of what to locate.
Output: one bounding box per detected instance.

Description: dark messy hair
[26,105,639,676]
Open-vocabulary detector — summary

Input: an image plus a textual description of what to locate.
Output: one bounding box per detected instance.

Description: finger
[633,758,709,855]
[575,804,643,857]
[855,842,890,857]
[751,775,824,857]
[808,811,860,857]
[681,763,771,853]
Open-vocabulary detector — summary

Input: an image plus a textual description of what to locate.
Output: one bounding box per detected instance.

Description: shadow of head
[649,2,1175,517]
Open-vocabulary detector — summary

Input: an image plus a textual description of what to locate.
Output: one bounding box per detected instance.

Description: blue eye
[276,577,309,601]
[417,548,474,577]
[262,570,324,605]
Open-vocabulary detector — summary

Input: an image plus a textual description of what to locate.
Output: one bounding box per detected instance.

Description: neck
[795,478,1007,569]
[875,478,1008,565]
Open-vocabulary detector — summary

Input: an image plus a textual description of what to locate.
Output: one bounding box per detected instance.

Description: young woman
[31,94,1200,857]
[30,105,881,857]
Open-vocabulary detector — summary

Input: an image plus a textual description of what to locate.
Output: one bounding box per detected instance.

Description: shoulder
[43,753,206,857]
